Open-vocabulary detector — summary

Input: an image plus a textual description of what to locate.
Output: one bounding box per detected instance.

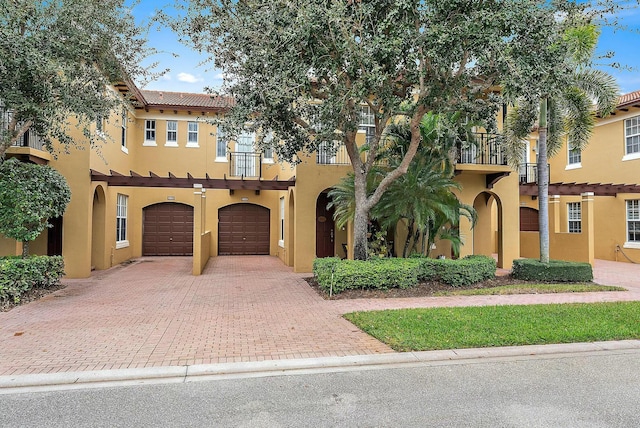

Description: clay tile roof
[140,90,235,111]
[617,89,640,109]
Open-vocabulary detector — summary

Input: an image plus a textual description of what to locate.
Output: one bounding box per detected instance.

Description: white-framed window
[626,200,640,247]
[187,121,199,147]
[216,126,227,160]
[96,115,104,136]
[144,120,156,146]
[166,120,178,147]
[263,132,274,163]
[625,116,640,157]
[567,140,581,167]
[121,107,128,153]
[279,197,285,247]
[116,194,129,248]
[358,105,375,145]
[568,202,581,233]
[234,132,257,177]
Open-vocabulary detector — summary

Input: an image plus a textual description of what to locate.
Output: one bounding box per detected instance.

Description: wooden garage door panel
[143,203,194,256]
[218,204,270,255]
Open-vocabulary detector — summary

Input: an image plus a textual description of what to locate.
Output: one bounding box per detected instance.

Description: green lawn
[434,284,625,296]
[344,302,640,352]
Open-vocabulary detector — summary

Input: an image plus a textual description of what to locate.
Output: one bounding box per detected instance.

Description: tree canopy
[0,158,71,257]
[0,0,152,158]
[171,0,625,259]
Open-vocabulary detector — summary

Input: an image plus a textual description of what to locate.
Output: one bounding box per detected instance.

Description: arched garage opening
[218,203,270,255]
[143,202,194,256]
[91,185,107,270]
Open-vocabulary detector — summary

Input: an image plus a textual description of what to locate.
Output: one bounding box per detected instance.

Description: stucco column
[581,192,595,265]
[192,184,203,275]
[549,195,560,234]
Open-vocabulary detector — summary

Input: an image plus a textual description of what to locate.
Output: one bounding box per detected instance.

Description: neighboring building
[519,90,640,264]
[1,84,520,277]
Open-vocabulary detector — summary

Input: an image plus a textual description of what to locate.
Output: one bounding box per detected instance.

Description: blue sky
[133,2,640,95]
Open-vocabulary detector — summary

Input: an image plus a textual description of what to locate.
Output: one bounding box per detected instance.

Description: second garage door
[143,203,194,256]
[218,204,270,255]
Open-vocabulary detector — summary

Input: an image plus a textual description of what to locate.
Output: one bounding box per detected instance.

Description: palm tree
[503,23,618,263]
[329,112,476,258]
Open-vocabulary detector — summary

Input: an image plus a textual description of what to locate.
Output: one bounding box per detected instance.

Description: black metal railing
[10,128,46,151]
[316,142,351,165]
[518,163,550,184]
[457,132,506,166]
[229,152,262,178]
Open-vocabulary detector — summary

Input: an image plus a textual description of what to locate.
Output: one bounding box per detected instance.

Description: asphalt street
[1,349,639,427]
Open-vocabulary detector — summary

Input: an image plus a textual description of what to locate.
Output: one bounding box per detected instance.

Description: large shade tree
[0,0,152,158]
[171,0,615,260]
[503,21,619,263]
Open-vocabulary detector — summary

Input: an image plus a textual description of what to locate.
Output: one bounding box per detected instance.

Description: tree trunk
[21,241,29,258]
[352,167,369,260]
[403,219,415,258]
[537,98,550,264]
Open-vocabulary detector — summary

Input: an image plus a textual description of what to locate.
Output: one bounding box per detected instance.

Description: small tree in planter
[0,158,71,257]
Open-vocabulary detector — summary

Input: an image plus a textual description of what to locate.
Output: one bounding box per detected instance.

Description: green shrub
[0,255,65,303]
[314,257,421,293]
[414,255,496,287]
[512,259,593,282]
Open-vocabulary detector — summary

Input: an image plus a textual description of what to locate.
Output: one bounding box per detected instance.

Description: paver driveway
[1,256,639,376]
[0,256,391,376]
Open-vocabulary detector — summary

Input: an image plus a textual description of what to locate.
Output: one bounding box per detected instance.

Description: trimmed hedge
[313,255,496,293]
[313,257,421,293]
[0,256,65,303]
[415,255,497,287]
[511,259,593,282]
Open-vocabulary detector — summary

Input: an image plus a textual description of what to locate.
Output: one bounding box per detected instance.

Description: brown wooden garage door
[218,204,270,255]
[143,203,194,256]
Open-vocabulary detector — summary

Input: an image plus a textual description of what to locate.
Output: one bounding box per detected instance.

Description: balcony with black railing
[456,133,506,166]
[228,152,263,178]
[316,142,351,165]
[518,163,550,184]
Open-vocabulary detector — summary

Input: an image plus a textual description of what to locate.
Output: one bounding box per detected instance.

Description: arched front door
[316,192,335,258]
[143,203,194,256]
[218,204,270,255]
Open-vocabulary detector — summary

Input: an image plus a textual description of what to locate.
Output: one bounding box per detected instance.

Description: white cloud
[177,72,204,84]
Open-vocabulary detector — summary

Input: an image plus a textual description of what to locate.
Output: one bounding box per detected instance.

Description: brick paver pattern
[1,257,639,376]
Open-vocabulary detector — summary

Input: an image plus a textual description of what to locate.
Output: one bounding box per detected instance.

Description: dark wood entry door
[143,203,194,256]
[47,216,63,256]
[316,192,335,258]
[218,204,270,255]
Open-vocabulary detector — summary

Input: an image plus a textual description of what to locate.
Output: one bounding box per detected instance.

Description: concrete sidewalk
[1,256,639,382]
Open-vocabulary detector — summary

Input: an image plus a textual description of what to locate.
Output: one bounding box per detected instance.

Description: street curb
[2,340,640,394]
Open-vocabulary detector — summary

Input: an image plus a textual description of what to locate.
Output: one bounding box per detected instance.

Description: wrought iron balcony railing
[457,132,506,166]
[10,128,46,151]
[316,142,351,165]
[518,163,550,184]
[229,152,262,178]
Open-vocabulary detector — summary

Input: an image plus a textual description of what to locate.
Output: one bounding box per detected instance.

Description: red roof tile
[140,90,234,111]
[617,89,640,109]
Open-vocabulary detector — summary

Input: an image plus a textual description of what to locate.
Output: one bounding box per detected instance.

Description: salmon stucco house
[1,83,522,278]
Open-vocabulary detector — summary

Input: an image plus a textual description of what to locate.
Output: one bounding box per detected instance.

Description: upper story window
[96,115,104,136]
[116,194,128,248]
[216,126,227,160]
[121,107,128,153]
[359,105,375,145]
[567,202,581,233]
[625,115,640,157]
[187,121,199,147]
[144,120,156,146]
[263,132,274,162]
[567,140,581,168]
[166,120,178,147]
[627,200,640,246]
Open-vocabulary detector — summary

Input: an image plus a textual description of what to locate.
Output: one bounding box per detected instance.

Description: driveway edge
[2,340,640,395]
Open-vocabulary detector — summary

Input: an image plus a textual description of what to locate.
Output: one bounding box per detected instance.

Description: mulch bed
[1,284,66,312]
[305,274,534,300]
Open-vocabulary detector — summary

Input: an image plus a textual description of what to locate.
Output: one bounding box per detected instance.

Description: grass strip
[344,302,640,352]
[434,284,625,296]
